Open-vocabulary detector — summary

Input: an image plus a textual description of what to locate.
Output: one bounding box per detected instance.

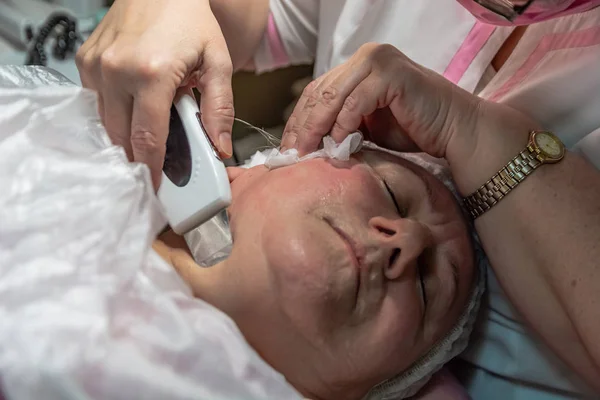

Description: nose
[369,216,433,280]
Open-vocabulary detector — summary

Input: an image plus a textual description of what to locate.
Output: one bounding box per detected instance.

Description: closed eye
[417,253,428,309]
[383,180,406,217]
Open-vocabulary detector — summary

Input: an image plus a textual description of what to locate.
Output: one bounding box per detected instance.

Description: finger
[196,39,235,158]
[78,69,104,119]
[293,65,370,156]
[75,35,99,87]
[89,72,106,129]
[76,48,101,93]
[131,84,174,191]
[280,79,315,151]
[289,69,342,145]
[281,74,335,154]
[76,23,112,89]
[79,33,117,123]
[102,88,134,160]
[329,74,387,143]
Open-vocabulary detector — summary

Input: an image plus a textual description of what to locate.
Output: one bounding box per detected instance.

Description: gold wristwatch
[463,130,566,219]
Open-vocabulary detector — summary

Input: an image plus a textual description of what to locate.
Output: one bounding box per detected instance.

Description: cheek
[261,217,358,332]
[378,283,423,344]
[344,284,425,376]
[262,217,343,302]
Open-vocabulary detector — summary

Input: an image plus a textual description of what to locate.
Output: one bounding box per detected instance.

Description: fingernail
[219,133,232,157]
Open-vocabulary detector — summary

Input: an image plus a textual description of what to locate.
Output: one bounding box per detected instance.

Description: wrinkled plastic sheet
[0,66,301,400]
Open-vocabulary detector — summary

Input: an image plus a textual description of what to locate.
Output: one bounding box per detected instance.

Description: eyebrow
[383,180,402,214]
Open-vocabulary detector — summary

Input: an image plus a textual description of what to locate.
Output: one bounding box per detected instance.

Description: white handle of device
[158,90,232,234]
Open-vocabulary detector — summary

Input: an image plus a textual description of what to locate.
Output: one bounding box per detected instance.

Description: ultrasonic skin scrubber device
[158,90,232,235]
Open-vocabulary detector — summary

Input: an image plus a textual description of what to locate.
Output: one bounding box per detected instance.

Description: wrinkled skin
[280,43,482,163]
[156,149,475,400]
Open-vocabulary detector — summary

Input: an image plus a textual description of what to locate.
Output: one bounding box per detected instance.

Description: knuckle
[75,47,86,69]
[76,48,95,73]
[135,58,170,82]
[364,43,398,64]
[212,98,236,119]
[357,42,379,57]
[99,49,124,76]
[205,56,234,78]
[130,129,160,153]
[302,80,318,97]
[341,94,360,113]
[202,88,235,120]
[99,44,177,84]
[319,86,339,106]
[375,43,397,55]
[332,120,351,134]
[305,90,322,109]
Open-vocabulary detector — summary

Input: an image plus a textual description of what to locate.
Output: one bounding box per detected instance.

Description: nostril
[389,249,400,267]
[378,226,396,236]
[370,217,399,237]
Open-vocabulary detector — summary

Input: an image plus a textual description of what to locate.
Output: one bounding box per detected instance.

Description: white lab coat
[253,1,600,398]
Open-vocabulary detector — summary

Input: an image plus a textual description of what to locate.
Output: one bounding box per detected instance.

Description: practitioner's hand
[280,42,482,160]
[76,0,235,189]
[280,42,538,196]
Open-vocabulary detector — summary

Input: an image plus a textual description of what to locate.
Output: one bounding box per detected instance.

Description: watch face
[534,131,564,159]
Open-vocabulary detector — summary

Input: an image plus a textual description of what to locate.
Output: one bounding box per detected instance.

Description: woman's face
[216,150,475,399]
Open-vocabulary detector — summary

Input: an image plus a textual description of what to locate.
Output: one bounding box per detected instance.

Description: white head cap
[243,134,487,399]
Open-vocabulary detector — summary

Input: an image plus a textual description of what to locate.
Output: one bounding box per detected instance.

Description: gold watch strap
[463,145,542,219]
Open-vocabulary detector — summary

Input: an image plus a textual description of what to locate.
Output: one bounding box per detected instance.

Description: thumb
[195,43,235,158]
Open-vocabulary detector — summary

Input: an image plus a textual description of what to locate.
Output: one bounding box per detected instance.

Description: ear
[226,166,247,183]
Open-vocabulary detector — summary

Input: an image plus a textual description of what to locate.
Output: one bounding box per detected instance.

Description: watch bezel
[531,130,565,163]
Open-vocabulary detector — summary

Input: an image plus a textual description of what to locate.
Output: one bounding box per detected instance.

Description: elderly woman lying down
[155,143,484,400]
[0,68,480,400]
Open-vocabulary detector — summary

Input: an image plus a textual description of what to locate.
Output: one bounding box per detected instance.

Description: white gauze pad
[243,132,364,169]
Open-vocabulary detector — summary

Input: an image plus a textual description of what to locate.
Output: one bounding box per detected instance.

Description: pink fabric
[490,25,600,101]
[443,22,496,84]
[456,0,600,26]
[413,368,470,400]
[266,13,290,69]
